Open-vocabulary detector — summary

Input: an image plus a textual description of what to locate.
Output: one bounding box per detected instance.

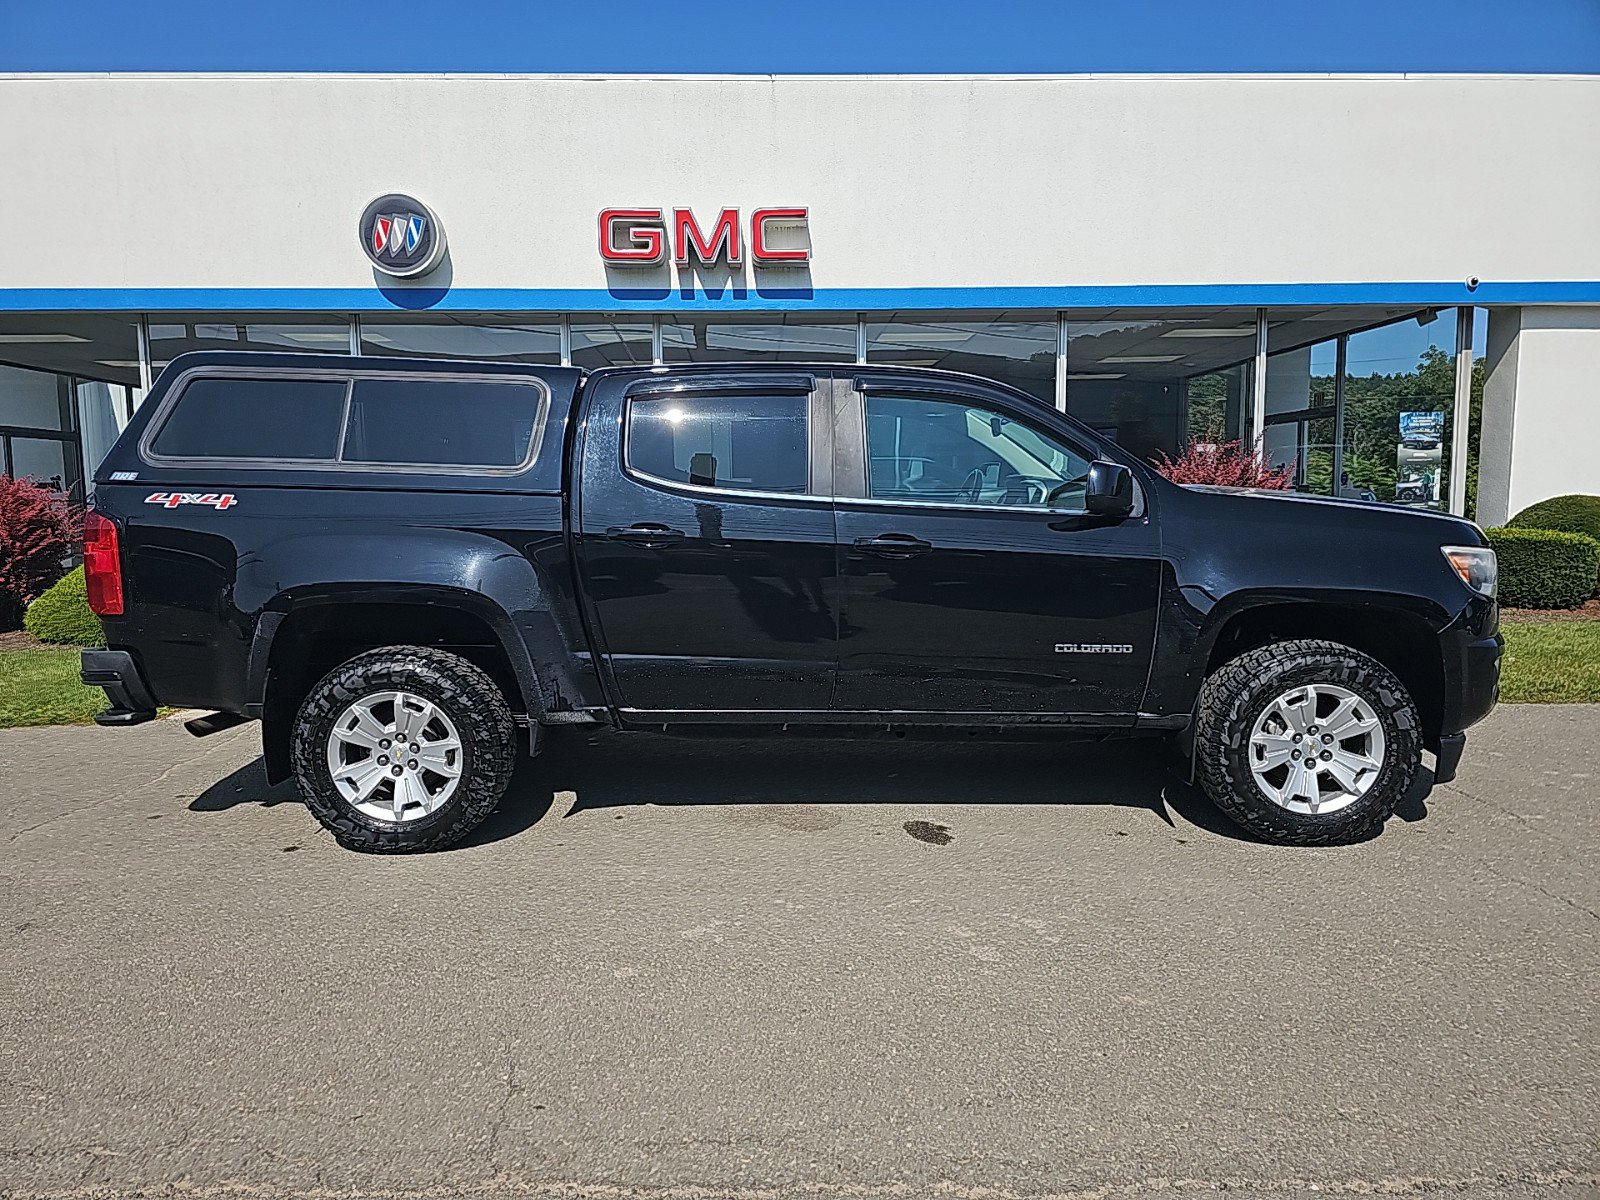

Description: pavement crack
[483,1040,523,1164]
[1480,860,1600,923]
[1442,782,1546,833]
[1439,783,1599,921]
[5,728,249,844]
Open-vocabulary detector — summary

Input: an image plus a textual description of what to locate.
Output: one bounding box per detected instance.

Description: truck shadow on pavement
[529,730,1434,848]
[189,730,1435,849]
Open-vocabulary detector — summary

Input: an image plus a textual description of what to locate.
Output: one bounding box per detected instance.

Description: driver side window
[864,394,1093,511]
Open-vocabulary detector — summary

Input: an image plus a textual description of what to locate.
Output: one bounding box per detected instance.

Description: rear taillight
[83,510,124,617]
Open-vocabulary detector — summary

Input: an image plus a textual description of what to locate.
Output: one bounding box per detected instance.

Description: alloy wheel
[324,691,464,822]
[1247,683,1386,815]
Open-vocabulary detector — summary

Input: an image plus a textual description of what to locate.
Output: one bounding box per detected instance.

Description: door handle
[853,533,933,559]
[606,522,686,547]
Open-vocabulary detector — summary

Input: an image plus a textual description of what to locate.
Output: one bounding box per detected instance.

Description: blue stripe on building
[3,281,1598,313]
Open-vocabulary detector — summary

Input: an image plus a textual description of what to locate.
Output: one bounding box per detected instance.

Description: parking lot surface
[2,707,1597,1200]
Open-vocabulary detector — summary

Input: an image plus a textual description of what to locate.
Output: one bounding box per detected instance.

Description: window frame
[139,364,552,476]
[837,380,1114,517]
[619,374,828,502]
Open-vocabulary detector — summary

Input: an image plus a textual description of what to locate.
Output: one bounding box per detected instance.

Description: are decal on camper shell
[144,492,238,510]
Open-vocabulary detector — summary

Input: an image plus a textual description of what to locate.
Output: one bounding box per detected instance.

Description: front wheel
[290,646,517,853]
[1194,639,1421,846]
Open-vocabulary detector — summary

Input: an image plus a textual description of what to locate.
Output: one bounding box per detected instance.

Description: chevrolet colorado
[81,352,1501,851]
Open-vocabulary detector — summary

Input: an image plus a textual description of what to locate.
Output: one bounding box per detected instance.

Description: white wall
[1503,306,1600,518]
[1,72,1597,295]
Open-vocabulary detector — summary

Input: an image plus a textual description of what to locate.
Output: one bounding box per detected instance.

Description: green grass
[0,622,1596,731]
[0,646,105,728]
[1499,620,1600,704]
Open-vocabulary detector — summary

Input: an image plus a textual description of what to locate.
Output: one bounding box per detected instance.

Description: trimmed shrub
[1509,493,1600,543]
[24,566,103,646]
[1485,527,1600,609]
[0,474,82,630]
[1152,440,1294,489]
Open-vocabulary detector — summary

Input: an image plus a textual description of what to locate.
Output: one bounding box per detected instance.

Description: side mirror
[1084,460,1134,517]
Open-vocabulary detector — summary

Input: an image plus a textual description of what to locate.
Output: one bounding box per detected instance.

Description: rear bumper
[80,650,158,727]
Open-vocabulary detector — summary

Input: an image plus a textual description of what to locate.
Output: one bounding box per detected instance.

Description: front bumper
[80,649,158,727]
[1437,595,1502,740]
[1434,733,1467,784]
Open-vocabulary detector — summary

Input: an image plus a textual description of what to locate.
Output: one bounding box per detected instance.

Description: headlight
[1442,545,1497,597]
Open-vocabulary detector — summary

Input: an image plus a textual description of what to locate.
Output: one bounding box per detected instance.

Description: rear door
[831,376,1163,718]
[573,371,839,715]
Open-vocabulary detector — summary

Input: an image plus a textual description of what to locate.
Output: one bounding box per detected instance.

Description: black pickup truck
[81,351,1501,851]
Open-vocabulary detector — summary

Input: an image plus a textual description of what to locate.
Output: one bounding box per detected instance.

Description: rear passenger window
[627,392,809,494]
[341,378,544,468]
[149,378,347,461]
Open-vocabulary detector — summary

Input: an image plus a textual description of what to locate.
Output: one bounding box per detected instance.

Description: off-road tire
[291,646,517,853]
[1194,639,1421,846]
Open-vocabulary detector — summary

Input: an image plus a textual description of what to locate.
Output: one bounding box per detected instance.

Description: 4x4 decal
[144,492,238,511]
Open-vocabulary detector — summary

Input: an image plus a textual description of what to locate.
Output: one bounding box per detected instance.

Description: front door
[831,381,1163,717]
[574,372,838,715]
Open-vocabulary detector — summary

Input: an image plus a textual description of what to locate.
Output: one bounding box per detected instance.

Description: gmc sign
[599,207,809,266]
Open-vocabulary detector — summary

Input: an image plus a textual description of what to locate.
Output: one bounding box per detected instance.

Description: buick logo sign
[358,193,446,277]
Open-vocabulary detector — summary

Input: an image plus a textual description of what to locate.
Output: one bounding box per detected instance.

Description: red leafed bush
[1151,440,1295,490]
[0,475,83,630]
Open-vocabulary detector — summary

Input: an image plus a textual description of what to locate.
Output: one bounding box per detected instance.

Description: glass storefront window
[362,316,560,363]
[149,315,351,369]
[1262,337,1338,494]
[1066,311,1257,462]
[1181,364,1252,448]
[8,436,73,492]
[0,362,70,430]
[569,318,653,370]
[0,307,1490,514]
[866,312,1056,404]
[661,314,856,363]
[1341,312,1458,509]
[1265,308,1460,508]
[0,318,138,499]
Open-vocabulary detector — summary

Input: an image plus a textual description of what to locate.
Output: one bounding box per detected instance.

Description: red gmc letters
[599,207,809,266]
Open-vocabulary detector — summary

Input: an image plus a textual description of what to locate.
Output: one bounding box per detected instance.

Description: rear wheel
[290,646,517,853]
[1194,639,1420,845]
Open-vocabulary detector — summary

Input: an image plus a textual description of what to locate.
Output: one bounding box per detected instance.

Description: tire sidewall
[1203,645,1421,842]
[290,648,516,851]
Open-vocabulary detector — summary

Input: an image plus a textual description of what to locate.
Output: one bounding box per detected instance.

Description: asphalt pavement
[1,707,1597,1200]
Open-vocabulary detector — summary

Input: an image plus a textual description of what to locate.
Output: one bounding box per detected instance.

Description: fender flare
[1164,586,1452,775]
[250,583,550,786]
[232,520,590,715]
[1189,587,1451,674]
[246,582,546,719]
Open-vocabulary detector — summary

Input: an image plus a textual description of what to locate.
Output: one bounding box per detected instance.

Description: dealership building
[1,70,1596,523]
